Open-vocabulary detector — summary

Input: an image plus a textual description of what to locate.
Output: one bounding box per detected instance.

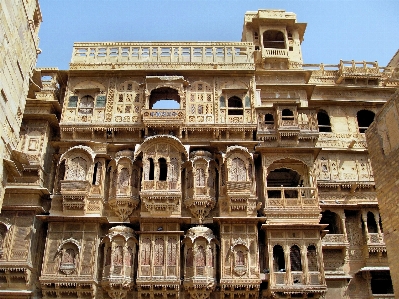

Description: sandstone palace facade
[1,9,399,299]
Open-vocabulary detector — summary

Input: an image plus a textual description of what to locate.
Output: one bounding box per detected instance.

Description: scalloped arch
[134,135,189,161]
[59,145,96,164]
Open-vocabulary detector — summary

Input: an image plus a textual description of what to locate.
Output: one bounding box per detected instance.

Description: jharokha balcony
[139,180,182,217]
[263,186,320,224]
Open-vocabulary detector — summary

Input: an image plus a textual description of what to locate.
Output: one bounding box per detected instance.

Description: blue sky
[36,0,398,70]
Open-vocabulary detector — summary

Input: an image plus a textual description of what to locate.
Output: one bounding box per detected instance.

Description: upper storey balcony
[256,106,319,146]
[306,60,399,86]
[70,42,255,71]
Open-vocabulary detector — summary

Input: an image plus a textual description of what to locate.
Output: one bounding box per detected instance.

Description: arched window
[273,245,285,272]
[227,96,243,115]
[195,168,205,187]
[186,248,194,268]
[290,245,302,271]
[264,113,274,125]
[66,157,87,180]
[113,245,123,266]
[141,238,151,266]
[357,110,375,133]
[78,95,94,115]
[320,210,342,234]
[58,242,79,275]
[235,250,245,266]
[148,158,154,180]
[150,87,180,109]
[229,157,247,181]
[118,168,130,187]
[92,161,102,185]
[367,212,378,234]
[159,158,167,181]
[282,109,294,120]
[196,246,206,267]
[307,245,318,271]
[317,110,332,132]
[263,30,286,49]
[154,238,164,266]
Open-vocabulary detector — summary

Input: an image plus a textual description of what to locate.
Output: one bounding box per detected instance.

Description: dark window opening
[357,110,375,133]
[149,158,154,180]
[371,271,394,294]
[273,245,285,272]
[367,212,378,234]
[307,245,318,271]
[282,109,294,120]
[263,30,286,49]
[267,168,301,198]
[92,162,99,185]
[264,113,274,124]
[227,96,243,116]
[159,158,167,181]
[317,110,332,132]
[320,210,342,234]
[149,87,180,109]
[290,245,302,271]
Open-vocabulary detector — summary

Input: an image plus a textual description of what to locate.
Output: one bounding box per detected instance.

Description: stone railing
[60,180,91,192]
[265,187,318,209]
[226,181,252,193]
[142,109,185,125]
[339,60,380,76]
[262,48,288,58]
[322,234,347,245]
[142,180,179,191]
[273,272,286,285]
[367,233,385,245]
[70,42,254,70]
[308,272,321,285]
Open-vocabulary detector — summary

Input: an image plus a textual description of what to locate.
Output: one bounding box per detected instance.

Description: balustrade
[141,180,179,191]
[71,42,254,67]
[265,187,318,209]
[262,48,288,58]
[322,234,347,245]
[226,181,252,193]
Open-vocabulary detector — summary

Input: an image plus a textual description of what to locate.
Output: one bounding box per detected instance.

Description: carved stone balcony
[142,109,185,127]
[256,110,319,145]
[140,180,181,216]
[70,42,255,71]
[264,187,320,224]
[224,181,259,216]
[60,180,91,212]
[366,233,386,253]
[336,60,381,83]
[322,234,349,248]
[269,271,326,295]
